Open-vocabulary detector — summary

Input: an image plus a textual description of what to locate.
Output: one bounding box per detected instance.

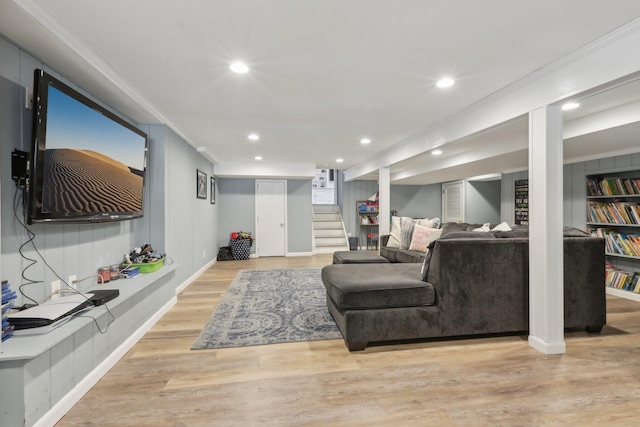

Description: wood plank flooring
[58,255,640,426]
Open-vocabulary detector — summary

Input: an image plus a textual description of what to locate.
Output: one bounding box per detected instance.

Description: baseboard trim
[175,258,215,294]
[528,335,566,355]
[286,251,313,257]
[35,296,178,427]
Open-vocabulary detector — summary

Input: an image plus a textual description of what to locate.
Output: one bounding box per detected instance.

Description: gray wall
[0,35,216,306]
[502,153,640,272]
[465,180,501,224]
[502,153,640,229]
[217,178,313,254]
[391,184,442,219]
[341,180,442,237]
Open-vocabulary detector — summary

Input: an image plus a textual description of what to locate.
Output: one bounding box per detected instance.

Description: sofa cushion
[563,227,588,237]
[409,225,442,252]
[387,216,402,248]
[440,222,470,237]
[494,229,529,238]
[397,249,426,263]
[321,264,435,310]
[439,231,496,240]
[380,245,399,262]
[333,251,390,264]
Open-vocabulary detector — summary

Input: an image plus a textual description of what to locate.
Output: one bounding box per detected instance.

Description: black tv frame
[26,69,149,224]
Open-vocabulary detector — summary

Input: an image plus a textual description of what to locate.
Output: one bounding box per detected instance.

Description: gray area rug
[191,268,342,349]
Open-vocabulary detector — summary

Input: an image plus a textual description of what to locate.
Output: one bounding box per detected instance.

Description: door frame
[255,179,287,257]
[442,180,465,223]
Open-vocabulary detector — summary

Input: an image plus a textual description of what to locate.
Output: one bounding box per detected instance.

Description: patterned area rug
[191,268,342,349]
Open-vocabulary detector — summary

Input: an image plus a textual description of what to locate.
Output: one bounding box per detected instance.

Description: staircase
[313,204,349,254]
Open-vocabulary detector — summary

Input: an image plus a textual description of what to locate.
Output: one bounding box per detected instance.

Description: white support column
[528,106,565,355]
[378,167,391,237]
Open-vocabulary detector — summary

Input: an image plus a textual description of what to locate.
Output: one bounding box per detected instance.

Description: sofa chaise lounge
[322,229,606,351]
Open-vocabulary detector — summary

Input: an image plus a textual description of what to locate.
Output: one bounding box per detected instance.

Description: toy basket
[123,257,165,273]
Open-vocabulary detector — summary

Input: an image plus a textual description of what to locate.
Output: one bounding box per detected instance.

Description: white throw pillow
[409,225,443,252]
[415,218,434,228]
[491,221,512,231]
[387,216,402,248]
[472,223,490,232]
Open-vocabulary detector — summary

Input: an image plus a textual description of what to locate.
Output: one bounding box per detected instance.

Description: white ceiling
[2,0,640,184]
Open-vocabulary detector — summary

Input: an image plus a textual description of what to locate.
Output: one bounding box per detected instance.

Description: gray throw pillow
[400,217,416,249]
[440,222,470,237]
[494,229,529,238]
[563,227,588,237]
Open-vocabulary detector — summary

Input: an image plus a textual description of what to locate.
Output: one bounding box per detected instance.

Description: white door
[256,180,286,257]
[442,181,465,223]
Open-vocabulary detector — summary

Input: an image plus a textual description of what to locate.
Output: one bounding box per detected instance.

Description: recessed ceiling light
[248,133,259,141]
[360,138,371,144]
[436,78,455,88]
[432,149,442,155]
[254,155,262,160]
[562,102,580,111]
[336,158,344,163]
[230,61,249,74]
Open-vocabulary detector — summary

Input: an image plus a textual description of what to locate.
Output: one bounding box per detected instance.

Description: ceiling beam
[344,17,640,182]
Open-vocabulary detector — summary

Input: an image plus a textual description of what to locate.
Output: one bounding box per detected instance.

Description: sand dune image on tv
[42,148,143,215]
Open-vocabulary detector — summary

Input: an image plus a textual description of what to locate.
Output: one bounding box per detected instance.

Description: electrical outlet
[203,249,206,258]
[51,280,61,298]
[68,275,77,288]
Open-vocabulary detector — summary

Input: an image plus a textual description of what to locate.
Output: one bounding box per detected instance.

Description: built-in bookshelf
[587,173,640,302]
[357,200,379,250]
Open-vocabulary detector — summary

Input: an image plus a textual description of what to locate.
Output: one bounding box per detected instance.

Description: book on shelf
[589,228,640,257]
[587,201,640,225]
[587,177,640,196]
[2,280,17,342]
[605,268,640,293]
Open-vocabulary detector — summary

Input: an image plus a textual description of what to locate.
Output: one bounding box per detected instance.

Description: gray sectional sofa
[322,227,606,351]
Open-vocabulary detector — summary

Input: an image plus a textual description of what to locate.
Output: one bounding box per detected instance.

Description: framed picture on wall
[197,169,207,199]
[210,177,216,204]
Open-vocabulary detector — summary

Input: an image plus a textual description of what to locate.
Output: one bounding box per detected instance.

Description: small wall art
[197,169,207,199]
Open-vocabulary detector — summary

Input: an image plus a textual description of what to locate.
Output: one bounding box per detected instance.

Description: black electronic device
[26,69,149,224]
[11,149,29,183]
[87,289,120,306]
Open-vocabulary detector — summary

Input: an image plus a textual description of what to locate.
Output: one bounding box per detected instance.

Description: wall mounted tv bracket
[11,149,29,185]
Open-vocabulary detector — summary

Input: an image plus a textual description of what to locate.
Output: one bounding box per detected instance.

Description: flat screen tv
[27,69,148,224]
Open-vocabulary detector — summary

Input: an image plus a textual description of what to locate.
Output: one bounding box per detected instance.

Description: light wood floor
[59,255,640,426]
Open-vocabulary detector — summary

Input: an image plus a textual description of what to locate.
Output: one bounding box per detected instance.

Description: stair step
[313,204,340,214]
[314,221,343,230]
[315,237,348,245]
[314,213,341,221]
[314,229,345,237]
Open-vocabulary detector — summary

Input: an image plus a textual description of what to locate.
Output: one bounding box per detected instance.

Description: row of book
[589,228,640,257]
[606,268,640,293]
[2,280,17,342]
[587,201,640,225]
[588,177,640,197]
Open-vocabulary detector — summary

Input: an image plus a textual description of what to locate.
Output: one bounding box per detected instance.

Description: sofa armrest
[427,238,530,337]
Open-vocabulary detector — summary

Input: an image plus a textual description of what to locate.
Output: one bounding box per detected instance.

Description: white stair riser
[314,222,343,230]
[314,229,345,237]
[315,237,348,245]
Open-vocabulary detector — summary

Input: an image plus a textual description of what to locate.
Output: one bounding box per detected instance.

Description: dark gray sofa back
[426,236,606,337]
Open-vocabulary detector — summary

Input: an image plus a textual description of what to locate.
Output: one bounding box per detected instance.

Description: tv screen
[27,69,148,224]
